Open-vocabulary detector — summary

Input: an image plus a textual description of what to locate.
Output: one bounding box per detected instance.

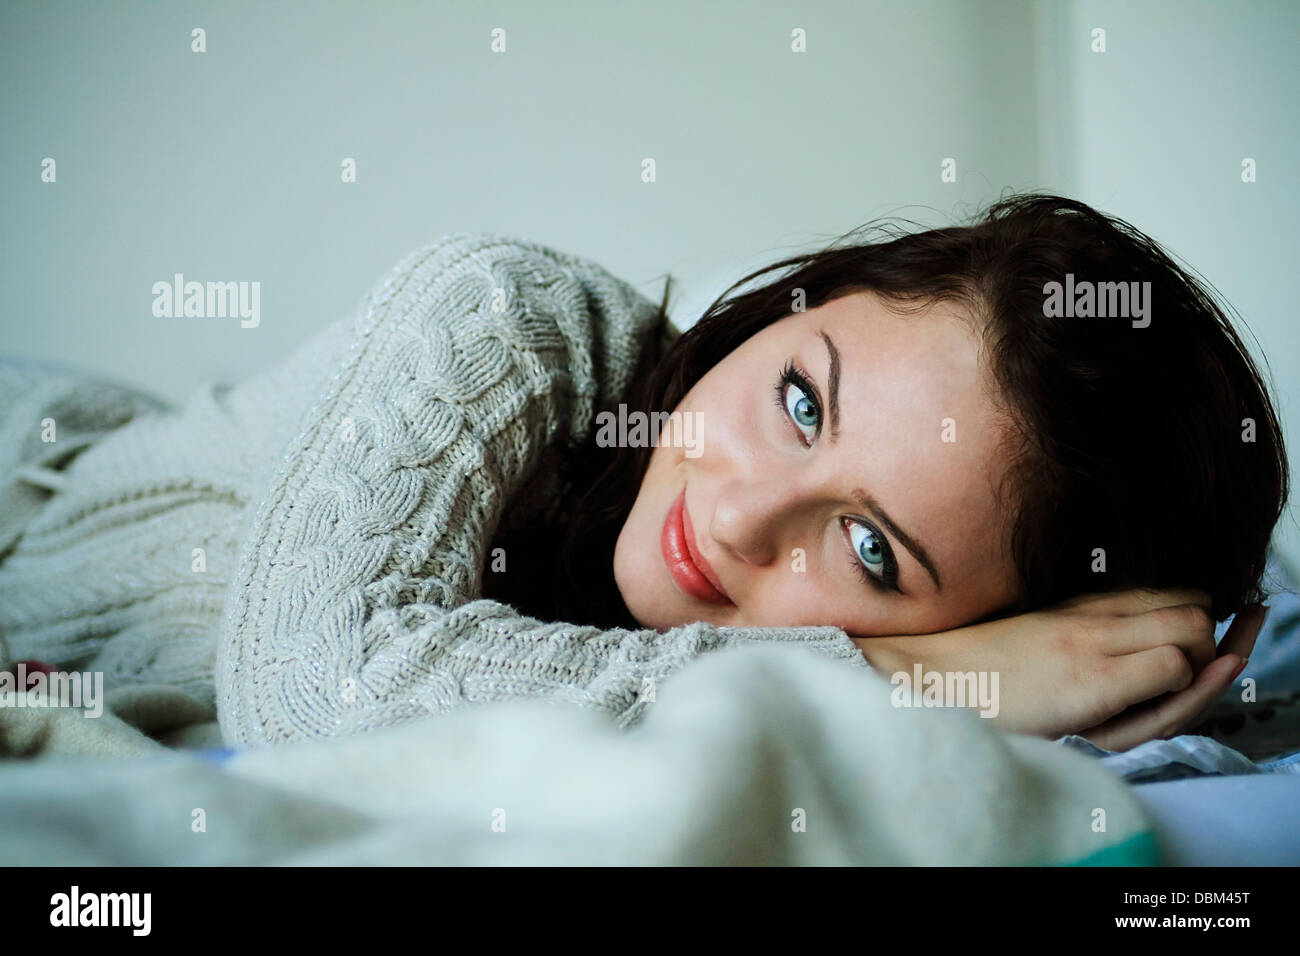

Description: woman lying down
[0,193,1287,752]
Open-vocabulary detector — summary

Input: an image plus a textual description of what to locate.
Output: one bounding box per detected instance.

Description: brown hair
[487,194,1289,627]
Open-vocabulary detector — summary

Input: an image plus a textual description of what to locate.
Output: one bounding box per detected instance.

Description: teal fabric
[1060,830,1164,867]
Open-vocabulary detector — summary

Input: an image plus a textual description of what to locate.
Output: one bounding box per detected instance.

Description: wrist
[850,634,914,677]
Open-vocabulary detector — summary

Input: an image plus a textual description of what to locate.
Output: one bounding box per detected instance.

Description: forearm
[217,234,658,745]
[850,590,1235,748]
[849,634,930,679]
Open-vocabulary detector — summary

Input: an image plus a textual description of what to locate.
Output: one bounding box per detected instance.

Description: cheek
[614,443,680,587]
[682,372,775,468]
[731,526,879,630]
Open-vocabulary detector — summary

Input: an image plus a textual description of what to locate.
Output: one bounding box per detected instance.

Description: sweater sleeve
[215,233,870,747]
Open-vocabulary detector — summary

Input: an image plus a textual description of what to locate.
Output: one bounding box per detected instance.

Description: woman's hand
[1075,600,1264,750]
[850,588,1266,749]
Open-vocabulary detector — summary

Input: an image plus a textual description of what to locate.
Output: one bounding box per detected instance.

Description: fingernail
[1231,657,1249,682]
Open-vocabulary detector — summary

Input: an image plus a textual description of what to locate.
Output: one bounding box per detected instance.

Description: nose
[709,474,806,567]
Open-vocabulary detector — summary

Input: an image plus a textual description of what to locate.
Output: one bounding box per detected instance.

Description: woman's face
[613,291,1023,637]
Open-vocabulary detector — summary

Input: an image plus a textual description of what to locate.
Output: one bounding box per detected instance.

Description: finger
[1184,655,1249,734]
[1106,643,1196,712]
[1080,653,1242,752]
[1216,603,1267,661]
[1055,587,1212,616]
[1100,603,1218,672]
[1085,653,1242,752]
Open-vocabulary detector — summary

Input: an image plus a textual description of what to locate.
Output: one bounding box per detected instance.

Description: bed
[1,558,1296,866]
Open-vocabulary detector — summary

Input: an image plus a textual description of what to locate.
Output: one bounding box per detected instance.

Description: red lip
[661,490,732,605]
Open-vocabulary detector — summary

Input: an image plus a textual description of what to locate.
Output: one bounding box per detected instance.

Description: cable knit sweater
[0,233,871,747]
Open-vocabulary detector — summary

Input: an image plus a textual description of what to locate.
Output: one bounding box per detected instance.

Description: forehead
[792,291,1011,560]
[812,291,985,391]
[787,291,993,418]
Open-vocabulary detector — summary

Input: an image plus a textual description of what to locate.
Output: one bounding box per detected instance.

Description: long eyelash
[844,521,902,594]
[772,360,822,441]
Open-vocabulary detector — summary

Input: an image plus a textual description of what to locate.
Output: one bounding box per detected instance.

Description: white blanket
[0,643,1160,865]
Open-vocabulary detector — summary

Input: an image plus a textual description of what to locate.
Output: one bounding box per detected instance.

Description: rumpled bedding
[3,553,1297,868]
[0,643,1160,865]
[2,554,1298,866]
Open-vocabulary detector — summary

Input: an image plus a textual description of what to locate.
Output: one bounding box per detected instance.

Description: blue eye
[842,517,899,591]
[846,520,885,571]
[785,382,818,431]
[773,361,821,444]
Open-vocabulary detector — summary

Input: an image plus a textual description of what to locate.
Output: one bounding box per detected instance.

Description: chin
[614,564,688,632]
[616,576,679,631]
[633,590,731,631]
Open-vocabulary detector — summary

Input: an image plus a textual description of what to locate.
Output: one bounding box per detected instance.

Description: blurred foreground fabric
[0,643,1157,866]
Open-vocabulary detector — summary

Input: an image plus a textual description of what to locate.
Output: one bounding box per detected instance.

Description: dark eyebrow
[818,330,841,440]
[817,329,943,592]
[851,487,944,592]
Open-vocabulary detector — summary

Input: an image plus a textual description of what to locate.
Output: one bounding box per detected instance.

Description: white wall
[2,0,1295,569]
[1034,0,1300,573]
[0,0,1041,396]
